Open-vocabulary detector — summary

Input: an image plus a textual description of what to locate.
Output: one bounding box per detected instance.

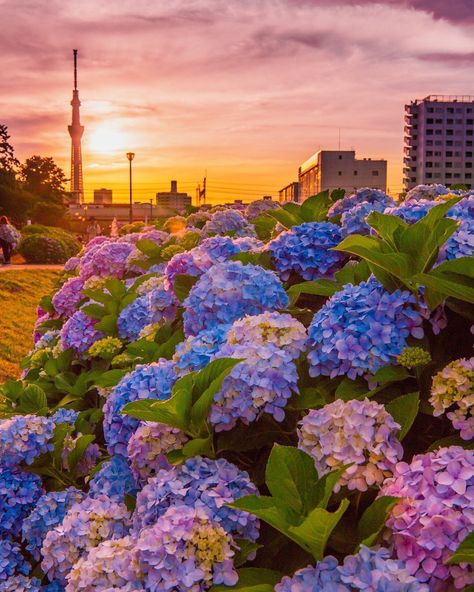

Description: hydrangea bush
[1,185,473,591]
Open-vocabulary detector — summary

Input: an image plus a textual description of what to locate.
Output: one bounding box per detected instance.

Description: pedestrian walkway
[0,264,63,272]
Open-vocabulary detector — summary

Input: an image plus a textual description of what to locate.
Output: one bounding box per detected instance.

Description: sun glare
[87,122,127,154]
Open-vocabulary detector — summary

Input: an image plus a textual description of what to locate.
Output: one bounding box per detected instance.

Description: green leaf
[358,496,398,547]
[136,238,163,257]
[335,378,368,401]
[173,274,198,302]
[230,496,293,540]
[447,531,474,565]
[330,188,345,202]
[122,387,192,432]
[67,434,96,474]
[313,466,348,509]
[105,278,126,299]
[19,384,47,413]
[81,303,106,320]
[300,190,332,222]
[288,499,350,560]
[39,294,55,313]
[0,380,23,402]
[232,541,263,568]
[94,369,128,388]
[210,568,282,592]
[96,314,117,335]
[428,435,474,452]
[366,211,408,250]
[287,279,339,305]
[155,329,185,360]
[386,392,419,440]
[265,445,320,517]
[266,207,304,229]
[181,436,213,458]
[372,366,411,384]
[334,260,370,286]
[288,387,327,410]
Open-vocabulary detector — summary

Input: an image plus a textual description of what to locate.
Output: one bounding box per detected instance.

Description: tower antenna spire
[68,49,84,204]
[73,48,78,90]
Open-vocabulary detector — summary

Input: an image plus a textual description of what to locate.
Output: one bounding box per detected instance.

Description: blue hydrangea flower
[267,222,346,280]
[59,310,104,354]
[0,415,55,466]
[440,219,474,261]
[88,456,138,502]
[275,556,343,591]
[0,538,30,581]
[0,467,44,537]
[328,188,394,218]
[202,209,256,237]
[384,199,437,224]
[80,241,135,279]
[183,261,288,336]
[340,200,389,236]
[21,488,85,561]
[103,360,177,457]
[405,183,450,202]
[173,325,230,374]
[132,456,259,543]
[0,575,41,591]
[41,495,131,585]
[245,199,280,219]
[307,277,424,379]
[210,342,300,431]
[50,408,78,425]
[448,196,474,220]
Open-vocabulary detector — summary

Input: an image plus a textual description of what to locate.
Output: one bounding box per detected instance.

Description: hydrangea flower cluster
[178,229,202,250]
[132,456,259,542]
[173,325,230,374]
[440,219,474,261]
[448,196,474,221]
[65,536,142,591]
[51,408,79,425]
[202,208,255,237]
[0,414,55,466]
[87,336,123,359]
[41,495,131,584]
[404,183,450,201]
[381,446,474,588]
[103,359,177,456]
[161,243,186,260]
[52,276,85,318]
[88,456,138,502]
[127,422,188,485]
[245,198,279,219]
[396,346,432,369]
[60,310,105,354]
[275,546,428,592]
[298,399,403,492]
[384,199,437,224]
[0,467,44,537]
[307,277,424,379]
[80,241,135,279]
[0,538,30,581]
[1,575,42,591]
[429,357,473,440]
[136,505,237,591]
[186,210,212,229]
[183,261,288,336]
[340,200,388,236]
[267,222,346,280]
[328,188,394,218]
[21,488,85,560]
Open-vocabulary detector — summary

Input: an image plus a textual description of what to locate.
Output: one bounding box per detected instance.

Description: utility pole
[126,152,135,223]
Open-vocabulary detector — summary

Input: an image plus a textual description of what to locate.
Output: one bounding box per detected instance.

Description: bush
[18,226,80,263]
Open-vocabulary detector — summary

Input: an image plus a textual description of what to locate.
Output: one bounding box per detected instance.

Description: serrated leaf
[358,496,398,548]
[386,392,419,440]
[105,278,126,299]
[300,191,332,222]
[372,366,411,384]
[19,384,47,413]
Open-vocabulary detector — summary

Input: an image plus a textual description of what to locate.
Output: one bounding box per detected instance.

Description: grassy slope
[0,270,60,381]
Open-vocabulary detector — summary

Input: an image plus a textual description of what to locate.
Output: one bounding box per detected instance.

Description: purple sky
[1,0,473,202]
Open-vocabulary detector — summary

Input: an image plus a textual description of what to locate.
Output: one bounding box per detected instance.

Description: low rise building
[93,188,113,204]
[156,180,192,211]
[298,150,387,201]
[279,182,300,203]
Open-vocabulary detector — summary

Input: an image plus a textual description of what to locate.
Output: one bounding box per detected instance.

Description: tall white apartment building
[298,150,387,201]
[404,96,474,191]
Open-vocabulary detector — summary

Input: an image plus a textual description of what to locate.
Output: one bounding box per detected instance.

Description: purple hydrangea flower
[103,360,177,457]
[404,183,450,202]
[0,415,55,466]
[448,196,474,221]
[307,277,424,379]
[64,256,81,273]
[51,276,85,318]
[80,241,135,279]
[21,488,85,561]
[202,209,256,237]
[61,434,100,477]
[328,188,394,218]
[127,422,188,486]
[0,575,41,591]
[0,538,30,581]
[275,556,343,592]
[135,505,237,591]
[132,456,259,542]
[173,325,230,375]
[383,199,437,224]
[0,466,44,537]
[381,446,474,589]
[440,219,474,261]
[245,198,280,219]
[41,495,131,584]
[340,200,388,236]
[186,210,212,229]
[267,222,346,280]
[298,399,403,492]
[183,261,288,336]
[60,310,104,354]
[88,456,138,502]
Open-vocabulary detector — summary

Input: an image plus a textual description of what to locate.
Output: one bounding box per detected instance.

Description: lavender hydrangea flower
[64,256,81,273]
[340,200,388,236]
[245,198,279,219]
[307,277,424,379]
[384,199,437,224]
[103,360,177,457]
[183,261,288,336]
[440,219,474,261]
[186,210,212,229]
[127,422,188,485]
[0,575,42,591]
[0,538,30,581]
[52,277,85,318]
[0,415,55,466]
[132,456,259,542]
[21,488,85,561]
[328,188,394,218]
[88,456,138,502]
[65,536,142,591]
[60,310,104,354]
[275,556,343,592]
[203,209,256,237]
[172,325,230,374]
[0,467,44,537]
[267,222,346,280]
[41,495,131,585]
[210,342,300,431]
[381,446,474,588]
[80,241,135,279]
[448,196,474,221]
[404,183,450,202]
[429,357,474,440]
[136,505,237,591]
[298,399,403,492]
[51,409,78,425]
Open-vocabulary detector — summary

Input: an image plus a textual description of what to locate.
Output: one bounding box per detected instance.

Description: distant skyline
[1,0,473,203]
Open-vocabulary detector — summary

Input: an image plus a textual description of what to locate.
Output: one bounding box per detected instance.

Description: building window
[338,155,342,160]
[426,151,433,157]
[446,129,454,135]
[434,163,441,168]
[426,129,433,135]
[467,130,474,136]
[338,171,342,175]
[467,108,473,113]
[447,108,454,114]
[435,119,442,124]
[435,141,442,146]
[446,162,453,168]
[434,151,442,156]
[426,118,434,124]
[426,140,433,146]
[466,163,473,168]
[456,119,463,124]
[434,173,441,178]
[435,130,442,135]
[467,141,473,147]
[446,151,453,157]
[447,118,454,124]
[466,173,472,179]
[426,173,433,179]
[466,152,473,158]
[425,162,433,168]
[354,171,358,175]
[372,171,379,176]
[446,173,452,179]
[427,107,434,113]
[467,119,474,125]
[454,173,461,178]
[446,141,453,146]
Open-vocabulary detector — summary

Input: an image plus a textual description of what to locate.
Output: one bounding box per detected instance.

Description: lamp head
[126,152,135,161]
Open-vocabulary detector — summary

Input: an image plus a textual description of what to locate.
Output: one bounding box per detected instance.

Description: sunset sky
[1,0,473,204]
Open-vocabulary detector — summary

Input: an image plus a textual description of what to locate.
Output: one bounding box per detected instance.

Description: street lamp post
[126,152,135,224]
[149,198,153,222]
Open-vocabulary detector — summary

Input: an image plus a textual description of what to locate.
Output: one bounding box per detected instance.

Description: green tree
[19,155,68,201]
[0,124,20,176]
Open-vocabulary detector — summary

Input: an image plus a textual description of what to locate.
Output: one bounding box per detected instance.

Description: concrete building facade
[404,95,474,191]
[156,180,192,210]
[93,188,113,204]
[279,182,301,203]
[298,150,387,201]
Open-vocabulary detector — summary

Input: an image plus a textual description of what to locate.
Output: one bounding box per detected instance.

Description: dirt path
[0,264,63,272]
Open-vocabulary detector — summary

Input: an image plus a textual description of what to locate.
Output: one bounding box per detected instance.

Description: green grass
[0,270,60,382]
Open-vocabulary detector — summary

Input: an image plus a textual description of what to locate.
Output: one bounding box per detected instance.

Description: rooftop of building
[407,95,474,106]
[299,150,386,174]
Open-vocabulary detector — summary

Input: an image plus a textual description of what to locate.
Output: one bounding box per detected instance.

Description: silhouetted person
[0,216,21,265]
[86,217,102,242]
